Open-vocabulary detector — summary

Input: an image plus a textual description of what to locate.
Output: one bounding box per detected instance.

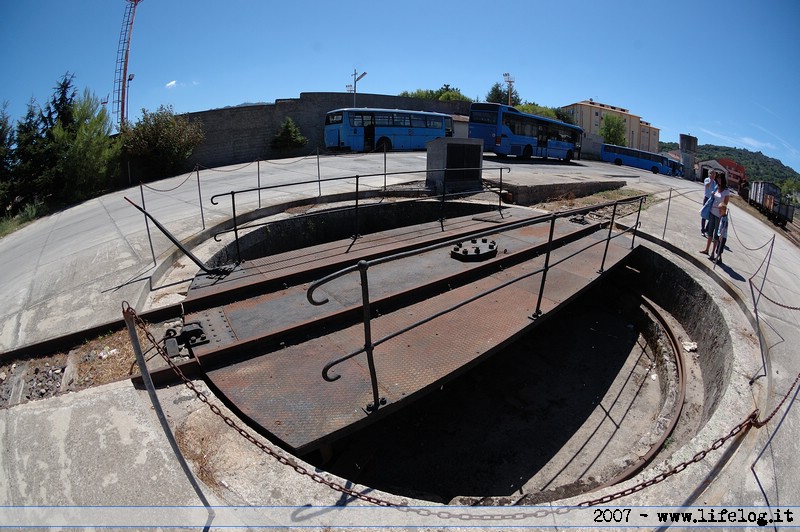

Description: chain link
[126,306,799,518]
[750,282,800,312]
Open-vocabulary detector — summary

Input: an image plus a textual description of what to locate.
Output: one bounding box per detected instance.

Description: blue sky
[2,0,799,172]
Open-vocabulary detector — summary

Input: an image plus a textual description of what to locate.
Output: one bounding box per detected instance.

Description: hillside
[659,142,800,186]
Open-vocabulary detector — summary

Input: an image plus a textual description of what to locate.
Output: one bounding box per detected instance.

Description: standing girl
[700,172,731,255]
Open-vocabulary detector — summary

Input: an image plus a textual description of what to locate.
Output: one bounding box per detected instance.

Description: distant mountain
[659,142,799,184]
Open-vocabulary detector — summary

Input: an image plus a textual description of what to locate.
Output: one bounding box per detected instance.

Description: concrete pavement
[0,153,798,529]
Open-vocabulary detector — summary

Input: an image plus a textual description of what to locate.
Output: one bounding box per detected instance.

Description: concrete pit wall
[620,246,733,424]
[208,198,499,267]
[493,180,627,206]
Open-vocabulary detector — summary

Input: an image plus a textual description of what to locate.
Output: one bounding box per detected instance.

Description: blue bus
[600,144,684,176]
[324,108,453,152]
[468,102,583,161]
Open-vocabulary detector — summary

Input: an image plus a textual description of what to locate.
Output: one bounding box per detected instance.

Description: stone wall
[184,92,473,170]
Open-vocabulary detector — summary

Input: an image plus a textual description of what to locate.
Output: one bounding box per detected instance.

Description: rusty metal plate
[192,211,635,453]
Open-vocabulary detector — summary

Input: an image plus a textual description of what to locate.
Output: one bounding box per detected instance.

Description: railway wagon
[748,181,795,227]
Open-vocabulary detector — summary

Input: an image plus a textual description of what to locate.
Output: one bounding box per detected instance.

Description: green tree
[50,90,120,202]
[554,107,576,125]
[271,117,308,151]
[0,103,14,211]
[398,84,472,102]
[600,114,627,146]
[12,100,48,206]
[486,82,521,106]
[121,105,204,179]
[398,88,437,99]
[517,102,556,119]
[42,72,77,132]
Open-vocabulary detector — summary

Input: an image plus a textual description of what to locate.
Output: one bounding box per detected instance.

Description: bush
[271,117,308,151]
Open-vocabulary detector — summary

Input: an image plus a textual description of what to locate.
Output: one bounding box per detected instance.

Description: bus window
[350,113,374,127]
[470,110,497,125]
[325,112,343,126]
[392,113,411,127]
[374,113,391,126]
[410,114,427,128]
[426,117,443,129]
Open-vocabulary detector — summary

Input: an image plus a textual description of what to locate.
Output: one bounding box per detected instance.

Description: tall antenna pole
[113,0,143,130]
[503,72,515,106]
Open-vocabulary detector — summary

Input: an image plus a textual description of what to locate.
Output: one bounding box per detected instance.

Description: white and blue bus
[600,144,684,176]
[324,108,453,152]
[468,102,583,161]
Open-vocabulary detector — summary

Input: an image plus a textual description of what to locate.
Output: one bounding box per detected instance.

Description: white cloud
[165,80,177,89]
[699,128,776,151]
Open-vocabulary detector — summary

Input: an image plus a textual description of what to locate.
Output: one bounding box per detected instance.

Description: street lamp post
[352,69,367,107]
[125,73,135,124]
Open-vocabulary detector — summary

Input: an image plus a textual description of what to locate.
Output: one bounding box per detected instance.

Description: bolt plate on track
[451,238,498,262]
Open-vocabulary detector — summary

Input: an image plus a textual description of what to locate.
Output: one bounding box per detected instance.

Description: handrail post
[533,214,557,318]
[231,192,241,263]
[196,166,205,230]
[139,181,157,267]
[122,303,215,528]
[317,148,322,197]
[257,160,262,208]
[662,188,673,240]
[499,167,504,213]
[598,202,618,273]
[357,261,384,412]
[439,167,448,232]
[352,175,361,240]
[631,196,644,249]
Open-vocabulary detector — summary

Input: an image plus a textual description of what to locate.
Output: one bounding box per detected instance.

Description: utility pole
[503,72,515,106]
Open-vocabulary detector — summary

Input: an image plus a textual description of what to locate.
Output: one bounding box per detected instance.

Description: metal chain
[141,168,196,193]
[128,307,799,516]
[577,411,759,506]
[727,210,775,252]
[751,282,800,311]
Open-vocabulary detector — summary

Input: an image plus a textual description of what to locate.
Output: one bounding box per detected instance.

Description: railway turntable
[155,201,641,455]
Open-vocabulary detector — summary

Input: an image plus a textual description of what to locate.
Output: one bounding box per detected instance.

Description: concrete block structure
[183,93,471,170]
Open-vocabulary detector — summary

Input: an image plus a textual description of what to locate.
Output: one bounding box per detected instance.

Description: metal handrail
[209,166,511,263]
[306,195,646,412]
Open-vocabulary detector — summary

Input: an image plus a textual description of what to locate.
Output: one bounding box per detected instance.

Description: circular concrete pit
[169,198,762,507]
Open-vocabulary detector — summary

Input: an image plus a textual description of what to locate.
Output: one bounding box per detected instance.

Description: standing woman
[700,172,731,255]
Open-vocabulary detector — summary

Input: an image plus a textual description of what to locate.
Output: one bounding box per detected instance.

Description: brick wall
[184,92,472,169]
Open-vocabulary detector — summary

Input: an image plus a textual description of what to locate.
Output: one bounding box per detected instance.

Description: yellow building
[560,99,660,153]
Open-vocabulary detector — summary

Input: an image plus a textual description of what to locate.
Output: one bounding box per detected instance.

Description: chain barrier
[260,149,321,165]
[140,167,197,193]
[125,303,800,518]
[127,307,397,508]
[750,281,800,312]
[196,160,257,173]
[727,210,775,252]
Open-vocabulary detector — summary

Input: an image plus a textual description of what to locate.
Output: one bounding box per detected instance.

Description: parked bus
[468,102,583,161]
[600,144,684,176]
[324,108,453,152]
